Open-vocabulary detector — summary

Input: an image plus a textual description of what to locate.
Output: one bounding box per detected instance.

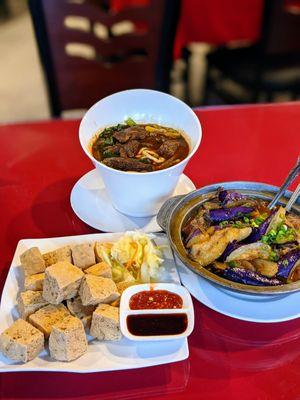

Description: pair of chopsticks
[268,157,300,211]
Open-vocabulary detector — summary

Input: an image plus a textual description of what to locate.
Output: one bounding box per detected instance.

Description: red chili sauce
[129,290,183,310]
[127,313,187,336]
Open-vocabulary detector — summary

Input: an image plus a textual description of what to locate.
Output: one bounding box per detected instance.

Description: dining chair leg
[265,91,274,102]
[181,46,192,105]
[202,63,213,105]
[291,90,299,101]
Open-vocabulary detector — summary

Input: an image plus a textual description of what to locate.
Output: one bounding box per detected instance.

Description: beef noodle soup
[91,118,189,172]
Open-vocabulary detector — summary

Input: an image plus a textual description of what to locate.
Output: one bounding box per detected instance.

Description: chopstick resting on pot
[285,183,300,212]
[268,157,300,210]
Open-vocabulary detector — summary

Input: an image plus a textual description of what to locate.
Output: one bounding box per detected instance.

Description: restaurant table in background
[110,0,264,58]
[111,0,300,59]
[171,0,264,58]
[0,102,300,400]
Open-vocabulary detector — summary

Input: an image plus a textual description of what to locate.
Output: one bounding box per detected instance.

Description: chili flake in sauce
[129,290,183,310]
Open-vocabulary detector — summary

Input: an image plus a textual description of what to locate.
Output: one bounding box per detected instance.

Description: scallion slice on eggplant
[246,209,276,243]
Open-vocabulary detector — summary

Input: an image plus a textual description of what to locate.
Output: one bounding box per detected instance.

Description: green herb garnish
[103,149,118,158]
[261,223,296,245]
[228,261,238,268]
[269,250,279,262]
[232,220,243,228]
[125,117,136,126]
[249,214,268,228]
[100,124,126,138]
[219,221,229,227]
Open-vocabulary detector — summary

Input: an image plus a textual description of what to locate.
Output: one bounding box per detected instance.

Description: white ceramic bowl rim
[79,89,202,176]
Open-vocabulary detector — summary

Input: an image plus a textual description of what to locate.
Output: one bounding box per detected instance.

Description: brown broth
[91,123,189,172]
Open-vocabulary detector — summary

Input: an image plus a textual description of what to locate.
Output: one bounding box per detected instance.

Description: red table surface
[0,102,300,400]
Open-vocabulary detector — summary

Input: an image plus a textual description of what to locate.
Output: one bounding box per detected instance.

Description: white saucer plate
[175,257,300,323]
[0,232,188,373]
[70,169,195,233]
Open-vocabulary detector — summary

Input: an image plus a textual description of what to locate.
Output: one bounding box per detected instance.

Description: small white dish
[79,89,202,217]
[70,169,196,233]
[120,283,194,341]
[175,255,300,323]
[0,232,188,373]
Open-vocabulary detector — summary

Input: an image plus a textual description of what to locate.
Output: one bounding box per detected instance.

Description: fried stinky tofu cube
[43,261,84,304]
[79,275,119,306]
[24,273,45,291]
[85,262,112,279]
[17,290,48,319]
[0,319,44,363]
[71,243,95,270]
[66,296,95,329]
[49,316,88,361]
[90,304,121,341]
[20,247,46,277]
[29,304,70,338]
[43,245,72,267]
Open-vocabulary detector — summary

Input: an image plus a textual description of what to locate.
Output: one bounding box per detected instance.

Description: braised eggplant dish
[182,189,300,286]
[92,118,189,172]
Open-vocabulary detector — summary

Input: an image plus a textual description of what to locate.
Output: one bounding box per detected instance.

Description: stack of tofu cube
[0,241,131,363]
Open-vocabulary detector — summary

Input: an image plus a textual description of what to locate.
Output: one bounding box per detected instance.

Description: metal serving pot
[157,181,300,295]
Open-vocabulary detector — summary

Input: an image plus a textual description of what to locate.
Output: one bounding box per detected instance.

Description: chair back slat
[53,31,154,57]
[43,0,164,27]
[29,0,179,115]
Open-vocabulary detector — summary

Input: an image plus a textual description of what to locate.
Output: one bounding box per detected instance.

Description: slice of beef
[113,126,146,143]
[123,140,140,157]
[103,157,153,172]
[141,134,167,148]
[126,126,147,141]
[158,140,179,158]
[148,132,166,144]
[103,145,120,156]
[113,130,131,143]
[119,147,127,158]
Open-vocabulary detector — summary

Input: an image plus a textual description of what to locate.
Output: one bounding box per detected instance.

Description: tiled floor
[0,12,49,123]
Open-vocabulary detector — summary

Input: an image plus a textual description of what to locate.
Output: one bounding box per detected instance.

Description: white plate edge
[0,232,189,372]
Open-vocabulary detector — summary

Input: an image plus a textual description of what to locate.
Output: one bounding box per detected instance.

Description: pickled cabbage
[111,232,164,282]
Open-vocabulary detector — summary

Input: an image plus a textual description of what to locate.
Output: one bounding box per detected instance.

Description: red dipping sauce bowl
[120,283,194,341]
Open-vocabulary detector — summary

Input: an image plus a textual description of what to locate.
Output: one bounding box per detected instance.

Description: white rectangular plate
[0,232,188,373]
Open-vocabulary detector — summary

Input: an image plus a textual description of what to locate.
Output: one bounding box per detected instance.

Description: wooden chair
[29,0,180,116]
[203,0,300,104]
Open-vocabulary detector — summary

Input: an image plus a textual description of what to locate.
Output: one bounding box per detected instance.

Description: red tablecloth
[0,102,300,399]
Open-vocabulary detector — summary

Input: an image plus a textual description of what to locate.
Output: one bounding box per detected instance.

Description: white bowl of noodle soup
[79,89,202,217]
